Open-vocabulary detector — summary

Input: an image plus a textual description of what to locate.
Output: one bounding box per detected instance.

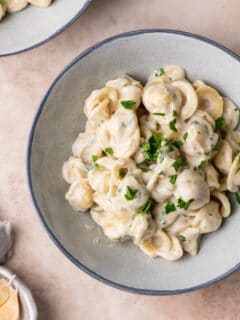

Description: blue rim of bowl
[27,29,240,295]
[0,0,92,57]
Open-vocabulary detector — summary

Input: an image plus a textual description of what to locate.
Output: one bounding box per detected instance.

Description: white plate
[0,0,91,56]
[28,30,240,295]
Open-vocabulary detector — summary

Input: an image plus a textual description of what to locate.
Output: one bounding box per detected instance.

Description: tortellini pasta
[0,0,53,21]
[63,66,240,261]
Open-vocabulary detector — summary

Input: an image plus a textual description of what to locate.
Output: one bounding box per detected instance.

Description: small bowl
[0,0,91,56]
[28,29,240,295]
[0,266,37,319]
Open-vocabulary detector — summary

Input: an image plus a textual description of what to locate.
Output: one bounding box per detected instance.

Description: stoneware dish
[0,0,91,56]
[0,266,37,319]
[28,29,240,295]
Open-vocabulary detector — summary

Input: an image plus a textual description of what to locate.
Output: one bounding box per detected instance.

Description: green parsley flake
[164,203,176,214]
[183,132,188,141]
[178,235,186,242]
[153,112,166,116]
[155,68,165,77]
[159,170,165,176]
[211,144,218,152]
[125,186,138,200]
[169,175,177,184]
[215,117,225,131]
[92,155,98,162]
[137,199,153,214]
[120,100,136,110]
[171,157,183,172]
[172,110,178,117]
[172,139,183,149]
[104,147,114,155]
[199,160,206,168]
[141,132,164,161]
[137,163,150,172]
[169,118,177,132]
[177,198,194,210]
[235,193,240,204]
[119,168,128,178]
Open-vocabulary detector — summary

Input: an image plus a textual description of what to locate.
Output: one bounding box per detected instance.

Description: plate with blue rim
[28,29,240,295]
[0,0,91,56]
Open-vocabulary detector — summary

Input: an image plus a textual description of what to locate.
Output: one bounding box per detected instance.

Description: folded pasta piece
[213,139,232,174]
[62,157,87,184]
[222,97,239,133]
[196,85,223,119]
[72,132,102,164]
[65,179,93,212]
[227,153,240,192]
[140,229,183,260]
[172,80,198,120]
[97,109,140,159]
[6,0,28,12]
[174,169,210,210]
[211,191,231,218]
[178,227,200,256]
[182,111,218,165]
[106,75,143,110]
[190,201,222,233]
[0,1,7,20]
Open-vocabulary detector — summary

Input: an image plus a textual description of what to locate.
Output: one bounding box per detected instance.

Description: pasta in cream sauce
[62,66,240,261]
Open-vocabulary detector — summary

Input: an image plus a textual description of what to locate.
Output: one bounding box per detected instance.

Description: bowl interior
[29,31,240,293]
[0,0,90,56]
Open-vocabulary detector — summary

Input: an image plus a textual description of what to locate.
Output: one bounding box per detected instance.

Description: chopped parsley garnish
[155,67,165,77]
[178,235,186,242]
[125,186,138,200]
[199,160,206,168]
[172,139,183,149]
[215,117,225,131]
[183,132,188,141]
[169,118,177,132]
[119,168,128,178]
[235,193,240,204]
[169,175,177,184]
[159,170,165,176]
[137,199,153,214]
[137,163,150,172]
[120,100,136,110]
[92,155,98,162]
[211,144,218,152]
[171,157,183,172]
[177,198,194,210]
[104,147,114,155]
[172,110,178,117]
[164,203,176,214]
[153,112,166,116]
[141,132,164,161]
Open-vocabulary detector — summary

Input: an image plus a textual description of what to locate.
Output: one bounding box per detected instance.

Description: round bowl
[0,0,91,56]
[0,266,37,319]
[28,29,240,295]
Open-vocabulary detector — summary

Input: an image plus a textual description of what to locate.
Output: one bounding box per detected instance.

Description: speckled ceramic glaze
[0,0,91,56]
[28,30,240,295]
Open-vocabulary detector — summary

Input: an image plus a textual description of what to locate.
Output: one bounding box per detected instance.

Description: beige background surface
[1,0,240,319]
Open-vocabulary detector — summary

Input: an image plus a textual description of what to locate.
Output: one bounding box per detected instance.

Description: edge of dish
[27,29,240,296]
[0,0,92,57]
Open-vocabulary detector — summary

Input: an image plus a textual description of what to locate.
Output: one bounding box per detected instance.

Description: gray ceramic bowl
[28,29,240,295]
[0,0,91,56]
